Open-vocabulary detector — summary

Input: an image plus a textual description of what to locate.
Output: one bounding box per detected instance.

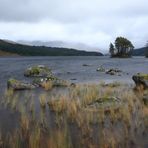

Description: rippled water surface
[0,56,147,91]
[0,56,148,148]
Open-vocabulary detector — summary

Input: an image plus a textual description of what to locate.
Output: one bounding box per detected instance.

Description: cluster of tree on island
[109,37,148,58]
[0,38,147,57]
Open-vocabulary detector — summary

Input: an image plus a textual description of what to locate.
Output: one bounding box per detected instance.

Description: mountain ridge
[133,47,148,56]
[0,39,103,56]
[17,40,102,52]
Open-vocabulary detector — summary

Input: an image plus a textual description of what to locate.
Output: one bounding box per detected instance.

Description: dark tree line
[0,39,103,56]
[109,37,134,57]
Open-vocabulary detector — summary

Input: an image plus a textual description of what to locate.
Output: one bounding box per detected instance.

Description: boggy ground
[0,82,148,148]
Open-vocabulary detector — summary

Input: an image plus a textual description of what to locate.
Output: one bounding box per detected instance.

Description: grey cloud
[0,0,148,51]
[0,0,148,22]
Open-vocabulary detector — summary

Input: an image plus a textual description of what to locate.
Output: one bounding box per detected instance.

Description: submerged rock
[96,65,105,72]
[132,73,148,89]
[7,78,35,90]
[88,97,120,105]
[82,64,92,67]
[24,65,52,77]
[70,78,77,80]
[102,82,121,88]
[86,97,121,112]
[106,68,122,75]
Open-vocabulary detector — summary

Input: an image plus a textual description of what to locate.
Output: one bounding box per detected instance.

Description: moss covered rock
[7,78,36,90]
[33,77,70,88]
[132,73,148,89]
[85,97,121,113]
[24,65,52,77]
[8,65,71,91]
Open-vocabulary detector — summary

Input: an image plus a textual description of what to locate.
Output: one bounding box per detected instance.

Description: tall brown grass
[0,82,147,148]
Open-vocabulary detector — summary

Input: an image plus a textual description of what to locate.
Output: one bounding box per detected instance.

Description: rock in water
[7,78,36,90]
[132,73,148,89]
[8,65,72,91]
[52,79,70,87]
[24,65,52,77]
[96,65,105,72]
[33,77,70,88]
[85,97,122,113]
[82,64,92,67]
[106,68,122,75]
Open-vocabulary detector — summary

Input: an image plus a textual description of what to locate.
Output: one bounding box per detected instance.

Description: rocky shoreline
[7,65,73,90]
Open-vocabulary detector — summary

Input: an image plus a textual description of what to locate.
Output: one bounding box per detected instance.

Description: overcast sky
[0,0,148,51]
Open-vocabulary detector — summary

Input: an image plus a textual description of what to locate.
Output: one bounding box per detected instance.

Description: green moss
[137,73,148,80]
[25,65,52,77]
[87,97,119,107]
[8,78,18,84]
[95,97,118,103]
[30,67,40,75]
[106,82,121,88]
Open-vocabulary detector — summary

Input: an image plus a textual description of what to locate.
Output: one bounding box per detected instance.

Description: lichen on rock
[7,78,35,90]
[24,65,52,77]
[132,73,148,89]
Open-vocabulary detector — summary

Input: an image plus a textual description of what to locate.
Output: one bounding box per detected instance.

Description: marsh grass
[47,128,72,148]
[47,96,67,113]
[0,82,147,148]
[20,114,30,138]
[41,81,53,90]
[39,94,47,109]
[29,126,41,148]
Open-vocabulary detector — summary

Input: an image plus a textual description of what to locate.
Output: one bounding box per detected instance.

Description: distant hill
[0,39,103,56]
[132,47,148,56]
[18,40,103,53]
[0,50,19,56]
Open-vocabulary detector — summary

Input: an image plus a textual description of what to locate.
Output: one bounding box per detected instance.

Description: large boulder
[132,73,148,89]
[8,65,72,91]
[7,78,36,90]
[24,65,52,77]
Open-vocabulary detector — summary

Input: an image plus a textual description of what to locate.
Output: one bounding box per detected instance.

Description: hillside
[0,50,19,56]
[132,47,148,56]
[0,39,103,56]
[18,40,104,53]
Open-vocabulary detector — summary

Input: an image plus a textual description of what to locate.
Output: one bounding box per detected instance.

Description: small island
[146,41,148,57]
[109,37,134,58]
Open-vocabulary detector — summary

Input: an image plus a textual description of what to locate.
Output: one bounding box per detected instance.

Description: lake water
[0,56,148,147]
[0,56,147,91]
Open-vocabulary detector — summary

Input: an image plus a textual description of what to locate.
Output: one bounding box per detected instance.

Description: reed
[0,82,147,148]
[39,94,47,109]
[47,96,67,113]
[29,126,41,148]
[41,81,53,90]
